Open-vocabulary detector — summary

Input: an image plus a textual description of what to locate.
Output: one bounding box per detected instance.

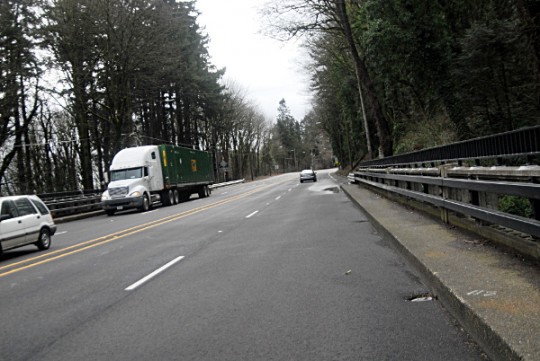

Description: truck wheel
[35,228,51,250]
[140,194,150,212]
[198,185,209,199]
[168,190,174,206]
[161,190,171,206]
[173,189,180,205]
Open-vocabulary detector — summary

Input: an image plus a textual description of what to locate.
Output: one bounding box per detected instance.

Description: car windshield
[301,170,313,174]
[111,167,143,181]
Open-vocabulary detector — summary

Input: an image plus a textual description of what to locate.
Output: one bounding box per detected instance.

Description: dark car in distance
[300,169,317,183]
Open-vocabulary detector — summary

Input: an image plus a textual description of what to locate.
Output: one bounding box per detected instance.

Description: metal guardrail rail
[38,190,103,219]
[359,125,540,168]
[352,126,540,260]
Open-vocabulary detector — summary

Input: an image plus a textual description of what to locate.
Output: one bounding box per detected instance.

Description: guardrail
[351,126,540,260]
[39,190,103,219]
[359,125,540,168]
[209,179,245,189]
[39,179,246,222]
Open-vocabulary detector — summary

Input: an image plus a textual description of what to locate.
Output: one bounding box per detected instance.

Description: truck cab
[101,146,163,215]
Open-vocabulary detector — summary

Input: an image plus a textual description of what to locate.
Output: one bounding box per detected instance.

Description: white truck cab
[101,146,163,215]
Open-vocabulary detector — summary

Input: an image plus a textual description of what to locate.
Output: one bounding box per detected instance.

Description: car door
[13,197,41,244]
[0,199,27,250]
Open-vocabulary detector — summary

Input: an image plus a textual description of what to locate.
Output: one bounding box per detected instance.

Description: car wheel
[35,228,51,250]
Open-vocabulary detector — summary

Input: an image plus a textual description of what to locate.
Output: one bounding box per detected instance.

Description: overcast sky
[195,0,312,122]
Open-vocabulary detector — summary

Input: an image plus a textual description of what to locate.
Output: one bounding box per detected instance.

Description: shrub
[498,195,533,218]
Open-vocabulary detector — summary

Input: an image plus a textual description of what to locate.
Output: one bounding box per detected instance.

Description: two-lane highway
[1,170,485,360]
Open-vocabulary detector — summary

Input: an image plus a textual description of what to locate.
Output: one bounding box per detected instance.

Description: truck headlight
[130,191,142,197]
[101,192,110,201]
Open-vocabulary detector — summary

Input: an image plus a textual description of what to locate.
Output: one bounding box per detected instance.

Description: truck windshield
[110,167,143,181]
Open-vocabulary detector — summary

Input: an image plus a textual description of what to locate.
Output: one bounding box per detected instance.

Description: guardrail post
[533,177,540,241]
[440,165,450,224]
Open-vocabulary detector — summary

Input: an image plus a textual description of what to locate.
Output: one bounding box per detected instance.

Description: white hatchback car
[0,195,57,254]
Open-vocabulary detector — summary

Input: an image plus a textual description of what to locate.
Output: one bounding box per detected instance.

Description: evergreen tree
[0,0,42,194]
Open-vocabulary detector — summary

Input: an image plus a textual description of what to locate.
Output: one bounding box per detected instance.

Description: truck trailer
[101,145,214,216]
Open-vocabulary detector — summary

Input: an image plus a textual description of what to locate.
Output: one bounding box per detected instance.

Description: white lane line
[125,255,185,291]
[275,196,281,200]
[55,231,68,236]
[246,210,259,218]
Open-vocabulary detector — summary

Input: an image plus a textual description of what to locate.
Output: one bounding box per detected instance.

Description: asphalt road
[0,170,486,360]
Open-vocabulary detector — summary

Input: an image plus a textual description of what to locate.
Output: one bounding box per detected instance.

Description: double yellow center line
[0,184,273,278]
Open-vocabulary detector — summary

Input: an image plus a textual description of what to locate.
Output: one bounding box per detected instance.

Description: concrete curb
[341,183,540,361]
[210,179,245,189]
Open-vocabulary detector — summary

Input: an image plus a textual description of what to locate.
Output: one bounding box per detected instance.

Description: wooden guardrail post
[533,177,540,241]
[439,164,451,224]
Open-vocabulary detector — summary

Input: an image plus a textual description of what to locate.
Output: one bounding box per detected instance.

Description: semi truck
[101,145,214,216]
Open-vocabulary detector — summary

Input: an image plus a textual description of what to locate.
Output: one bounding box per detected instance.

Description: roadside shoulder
[342,184,540,361]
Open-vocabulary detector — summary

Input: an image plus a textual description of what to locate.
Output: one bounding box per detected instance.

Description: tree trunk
[336,0,393,157]
[73,65,94,190]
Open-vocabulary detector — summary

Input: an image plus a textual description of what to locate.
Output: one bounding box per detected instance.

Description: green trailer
[158,145,214,203]
[159,145,213,186]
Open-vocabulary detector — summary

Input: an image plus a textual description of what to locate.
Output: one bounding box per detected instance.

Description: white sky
[195,0,312,122]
